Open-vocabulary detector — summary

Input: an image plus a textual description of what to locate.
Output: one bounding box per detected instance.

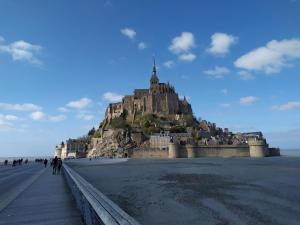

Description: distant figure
[25,159,28,164]
[12,160,16,167]
[57,159,62,174]
[44,159,48,168]
[4,160,8,165]
[52,156,58,175]
[170,136,174,143]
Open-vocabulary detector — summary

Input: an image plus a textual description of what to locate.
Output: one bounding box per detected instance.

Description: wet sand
[67,157,300,225]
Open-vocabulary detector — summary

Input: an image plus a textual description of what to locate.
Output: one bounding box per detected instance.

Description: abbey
[105,60,192,123]
[55,60,280,159]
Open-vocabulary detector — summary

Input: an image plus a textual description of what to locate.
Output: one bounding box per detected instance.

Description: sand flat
[67,157,300,225]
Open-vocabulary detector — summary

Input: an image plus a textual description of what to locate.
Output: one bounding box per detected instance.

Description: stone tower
[248,137,269,157]
[150,59,159,91]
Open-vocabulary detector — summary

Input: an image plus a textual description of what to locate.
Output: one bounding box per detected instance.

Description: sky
[0,0,300,157]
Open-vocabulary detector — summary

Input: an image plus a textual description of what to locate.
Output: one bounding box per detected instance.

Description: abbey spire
[150,57,159,87]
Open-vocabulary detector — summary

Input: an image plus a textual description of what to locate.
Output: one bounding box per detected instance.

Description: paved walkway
[0,166,83,225]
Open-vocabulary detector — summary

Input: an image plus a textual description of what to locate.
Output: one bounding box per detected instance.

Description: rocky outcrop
[87,128,136,157]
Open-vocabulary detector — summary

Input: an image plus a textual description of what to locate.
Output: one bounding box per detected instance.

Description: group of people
[3,158,29,166]
[2,158,63,172]
[43,156,62,175]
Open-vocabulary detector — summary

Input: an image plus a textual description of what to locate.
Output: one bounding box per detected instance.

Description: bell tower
[150,58,159,88]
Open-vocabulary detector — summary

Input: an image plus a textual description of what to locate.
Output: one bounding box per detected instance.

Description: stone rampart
[179,145,250,158]
[128,143,281,159]
[131,148,169,158]
[131,144,250,158]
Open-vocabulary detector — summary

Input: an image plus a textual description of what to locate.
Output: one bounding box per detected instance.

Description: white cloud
[169,32,196,54]
[0,114,23,131]
[138,42,147,50]
[220,103,231,108]
[239,96,258,105]
[103,92,123,102]
[0,102,42,111]
[178,53,196,62]
[30,111,46,121]
[207,32,238,56]
[48,115,66,122]
[66,98,92,109]
[237,70,255,80]
[0,39,42,65]
[30,111,66,122]
[77,113,94,121]
[0,114,20,122]
[271,101,300,111]
[0,36,4,42]
[3,115,19,121]
[57,107,70,113]
[163,60,175,68]
[234,39,300,74]
[120,28,136,40]
[203,66,230,78]
[221,89,228,95]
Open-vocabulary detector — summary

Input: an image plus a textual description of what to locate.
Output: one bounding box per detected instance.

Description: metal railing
[63,164,140,225]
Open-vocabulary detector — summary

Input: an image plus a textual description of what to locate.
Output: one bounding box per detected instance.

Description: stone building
[150,132,192,150]
[65,138,87,158]
[55,138,87,159]
[104,60,192,123]
[150,133,170,150]
[54,142,65,158]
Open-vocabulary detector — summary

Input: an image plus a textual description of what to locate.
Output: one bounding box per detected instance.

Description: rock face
[88,129,136,157]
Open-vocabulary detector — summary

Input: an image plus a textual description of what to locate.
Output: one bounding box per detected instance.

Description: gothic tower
[150,58,159,88]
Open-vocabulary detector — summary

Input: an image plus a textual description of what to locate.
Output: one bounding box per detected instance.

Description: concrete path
[0,163,44,211]
[0,166,83,225]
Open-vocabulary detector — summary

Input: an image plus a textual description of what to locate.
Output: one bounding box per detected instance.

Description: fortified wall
[130,140,280,159]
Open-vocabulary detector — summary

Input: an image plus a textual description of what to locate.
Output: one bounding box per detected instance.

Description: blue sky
[0,0,300,156]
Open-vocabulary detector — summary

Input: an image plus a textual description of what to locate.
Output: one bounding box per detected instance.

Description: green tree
[183,115,196,127]
[139,114,160,128]
[110,117,128,129]
[88,127,96,136]
[170,125,186,133]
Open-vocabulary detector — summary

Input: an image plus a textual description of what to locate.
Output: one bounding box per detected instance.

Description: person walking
[57,158,62,174]
[52,156,58,175]
[43,159,48,168]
